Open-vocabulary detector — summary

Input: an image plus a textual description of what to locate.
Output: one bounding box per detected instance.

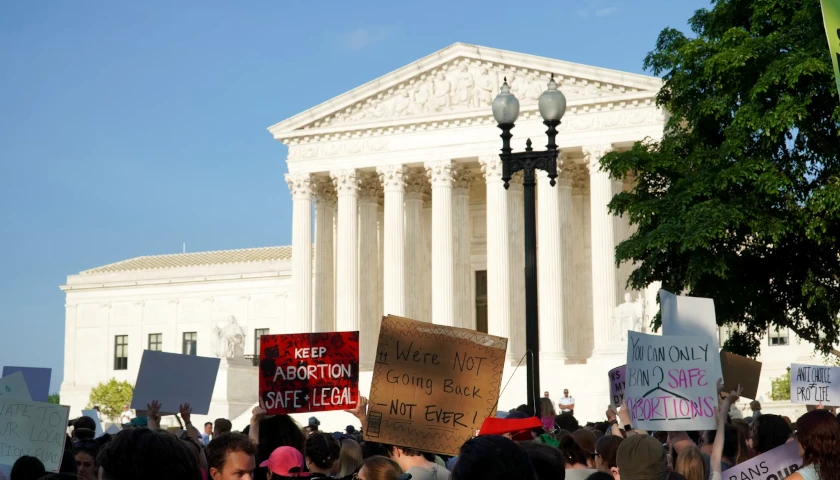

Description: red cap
[259,447,309,477]
[478,416,543,440]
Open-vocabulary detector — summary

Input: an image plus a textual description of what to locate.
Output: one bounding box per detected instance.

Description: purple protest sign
[721,441,801,480]
[608,365,626,409]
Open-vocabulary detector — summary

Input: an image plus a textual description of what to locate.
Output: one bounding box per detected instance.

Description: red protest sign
[258,331,359,415]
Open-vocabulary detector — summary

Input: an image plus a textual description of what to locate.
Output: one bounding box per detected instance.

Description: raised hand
[346,395,368,420]
[724,384,743,405]
[146,400,161,423]
[606,405,617,422]
[252,404,267,422]
[179,403,192,424]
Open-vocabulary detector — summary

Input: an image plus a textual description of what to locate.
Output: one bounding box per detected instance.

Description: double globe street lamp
[492,75,567,416]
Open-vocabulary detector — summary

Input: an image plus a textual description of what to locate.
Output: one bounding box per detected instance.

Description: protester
[357,456,404,480]
[335,438,364,478]
[710,385,742,480]
[203,422,213,445]
[206,432,256,480]
[593,435,622,476]
[72,416,97,441]
[9,456,45,480]
[539,397,557,431]
[558,389,575,414]
[383,443,448,480]
[748,400,762,422]
[215,418,233,437]
[74,440,104,480]
[519,441,567,480]
[97,428,202,480]
[571,429,598,469]
[259,446,307,479]
[308,416,321,433]
[249,404,308,480]
[305,432,341,477]
[674,445,706,480]
[450,435,535,480]
[615,434,668,480]
[559,434,597,479]
[554,412,580,433]
[785,409,840,480]
[749,414,792,454]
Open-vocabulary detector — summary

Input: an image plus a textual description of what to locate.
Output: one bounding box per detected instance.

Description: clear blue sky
[0,0,700,394]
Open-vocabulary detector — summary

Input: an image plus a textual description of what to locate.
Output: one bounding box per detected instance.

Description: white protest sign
[625,331,720,431]
[721,440,801,480]
[659,289,719,343]
[0,372,32,401]
[0,397,69,472]
[104,424,121,435]
[790,364,840,406]
[130,351,220,415]
[608,365,626,409]
[81,409,104,438]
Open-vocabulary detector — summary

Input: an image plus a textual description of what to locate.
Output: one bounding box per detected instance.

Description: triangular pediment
[268,43,662,140]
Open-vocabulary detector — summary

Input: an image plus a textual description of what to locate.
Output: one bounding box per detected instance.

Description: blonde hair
[336,439,364,478]
[675,445,707,480]
[361,456,403,480]
[539,397,556,418]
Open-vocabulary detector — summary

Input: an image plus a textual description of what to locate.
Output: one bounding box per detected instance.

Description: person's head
[259,446,306,479]
[74,442,102,480]
[594,435,623,473]
[794,409,840,471]
[308,417,320,431]
[10,455,45,480]
[615,434,667,480]
[539,397,556,418]
[702,424,739,462]
[204,422,213,435]
[214,418,233,437]
[357,456,403,480]
[749,400,761,412]
[563,389,570,398]
[544,391,550,398]
[750,414,792,454]
[73,416,96,439]
[304,432,340,473]
[383,444,426,471]
[256,415,307,463]
[572,429,598,468]
[674,445,706,480]
[451,435,535,480]
[518,442,566,480]
[334,438,363,478]
[515,404,535,417]
[554,412,579,433]
[97,428,202,480]
[558,434,589,467]
[123,405,130,411]
[207,432,256,480]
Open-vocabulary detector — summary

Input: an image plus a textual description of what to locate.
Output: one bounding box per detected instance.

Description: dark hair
[382,444,423,458]
[305,432,341,469]
[96,428,201,480]
[704,424,739,461]
[515,404,535,418]
[10,456,45,480]
[558,434,589,466]
[571,430,597,457]
[795,409,840,478]
[73,416,96,433]
[207,432,256,472]
[359,456,403,480]
[256,415,307,461]
[595,435,623,469]
[451,435,535,480]
[593,422,609,434]
[585,473,614,480]
[751,414,792,454]
[204,422,213,428]
[214,418,233,435]
[553,412,579,433]
[518,442,566,480]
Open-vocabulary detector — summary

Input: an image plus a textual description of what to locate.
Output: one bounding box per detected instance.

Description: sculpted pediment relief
[269,44,662,139]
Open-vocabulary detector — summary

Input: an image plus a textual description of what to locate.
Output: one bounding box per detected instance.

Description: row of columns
[285,144,621,364]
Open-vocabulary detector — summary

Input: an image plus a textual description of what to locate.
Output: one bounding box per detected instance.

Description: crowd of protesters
[6,379,840,480]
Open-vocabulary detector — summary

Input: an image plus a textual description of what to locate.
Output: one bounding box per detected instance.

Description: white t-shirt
[119,410,135,424]
[558,396,575,411]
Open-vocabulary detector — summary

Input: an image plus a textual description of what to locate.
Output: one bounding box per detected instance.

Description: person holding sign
[784,409,840,480]
[710,384,741,480]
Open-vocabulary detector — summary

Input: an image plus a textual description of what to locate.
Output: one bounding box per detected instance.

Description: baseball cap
[615,434,667,480]
[260,446,309,477]
[308,416,320,426]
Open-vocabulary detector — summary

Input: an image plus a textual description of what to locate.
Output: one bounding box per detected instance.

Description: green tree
[601,0,840,358]
[47,393,60,404]
[88,379,134,422]
[770,371,791,401]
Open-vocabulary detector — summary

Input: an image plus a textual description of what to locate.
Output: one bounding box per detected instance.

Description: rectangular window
[148,333,162,352]
[254,328,269,355]
[183,332,197,356]
[769,326,789,346]
[114,335,128,370]
[475,270,488,334]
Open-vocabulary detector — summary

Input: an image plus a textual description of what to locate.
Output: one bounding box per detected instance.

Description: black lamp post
[492,75,567,416]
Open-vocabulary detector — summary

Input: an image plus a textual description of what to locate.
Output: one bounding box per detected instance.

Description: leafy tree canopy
[87,378,133,422]
[47,393,60,405]
[600,0,840,358]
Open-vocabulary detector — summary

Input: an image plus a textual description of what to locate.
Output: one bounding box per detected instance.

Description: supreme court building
[60,44,814,427]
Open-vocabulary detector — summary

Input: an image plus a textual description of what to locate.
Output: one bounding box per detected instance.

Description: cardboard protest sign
[0,372,32,401]
[659,290,718,343]
[258,331,359,414]
[790,363,840,406]
[0,396,69,472]
[365,315,507,456]
[130,351,220,415]
[625,331,721,431]
[721,440,801,480]
[720,351,762,400]
[1,367,51,403]
[81,409,104,438]
[608,365,626,409]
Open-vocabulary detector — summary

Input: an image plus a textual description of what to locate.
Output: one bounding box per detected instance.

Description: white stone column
[425,160,456,326]
[421,192,432,323]
[479,155,512,356]
[404,169,427,320]
[358,173,380,369]
[508,174,526,359]
[331,170,360,333]
[377,165,407,317]
[452,166,474,329]
[586,145,619,355]
[286,172,313,334]
[312,178,336,333]
[536,160,567,359]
